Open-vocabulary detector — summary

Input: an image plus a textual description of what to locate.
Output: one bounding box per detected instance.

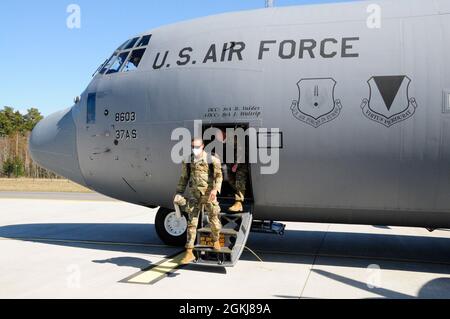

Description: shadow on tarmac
[2,222,450,298]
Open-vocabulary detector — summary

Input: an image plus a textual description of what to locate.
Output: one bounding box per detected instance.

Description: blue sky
[0,0,359,116]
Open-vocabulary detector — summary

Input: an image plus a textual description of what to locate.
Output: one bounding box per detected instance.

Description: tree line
[0,106,62,178]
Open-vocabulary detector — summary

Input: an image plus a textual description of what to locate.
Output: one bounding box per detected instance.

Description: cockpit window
[116,40,130,51]
[99,53,117,74]
[95,34,151,76]
[122,49,146,72]
[106,51,130,74]
[136,35,151,47]
[124,37,139,50]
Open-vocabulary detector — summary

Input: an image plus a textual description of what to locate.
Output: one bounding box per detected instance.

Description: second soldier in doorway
[176,137,223,264]
[215,129,248,213]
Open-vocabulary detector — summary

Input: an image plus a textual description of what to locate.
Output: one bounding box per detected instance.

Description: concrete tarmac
[1,192,450,299]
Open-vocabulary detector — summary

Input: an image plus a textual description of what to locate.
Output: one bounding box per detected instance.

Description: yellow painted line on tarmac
[121,252,185,285]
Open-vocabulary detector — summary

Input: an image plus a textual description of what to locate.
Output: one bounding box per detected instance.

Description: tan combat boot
[180,248,195,264]
[228,201,243,213]
[213,240,222,251]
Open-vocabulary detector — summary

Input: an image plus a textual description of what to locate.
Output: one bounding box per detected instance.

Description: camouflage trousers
[184,192,222,249]
[228,164,248,202]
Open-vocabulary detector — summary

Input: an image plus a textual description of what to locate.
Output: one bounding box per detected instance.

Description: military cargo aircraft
[29,0,450,266]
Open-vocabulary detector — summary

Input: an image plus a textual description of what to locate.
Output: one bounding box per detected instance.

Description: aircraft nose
[29,107,87,187]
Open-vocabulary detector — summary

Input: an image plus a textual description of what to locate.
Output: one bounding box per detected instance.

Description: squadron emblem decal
[361,75,418,127]
[290,78,342,128]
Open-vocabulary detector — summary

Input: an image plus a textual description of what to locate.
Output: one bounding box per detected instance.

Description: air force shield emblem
[291,78,342,128]
[361,75,418,127]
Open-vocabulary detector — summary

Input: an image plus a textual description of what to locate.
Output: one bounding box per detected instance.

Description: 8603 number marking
[115,112,136,122]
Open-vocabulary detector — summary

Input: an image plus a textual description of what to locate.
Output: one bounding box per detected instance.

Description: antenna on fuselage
[265,0,274,8]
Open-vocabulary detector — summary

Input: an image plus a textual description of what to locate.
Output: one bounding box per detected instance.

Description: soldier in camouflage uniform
[176,137,223,264]
[215,129,248,213]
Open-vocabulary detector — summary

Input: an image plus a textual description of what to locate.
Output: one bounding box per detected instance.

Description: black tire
[155,207,187,247]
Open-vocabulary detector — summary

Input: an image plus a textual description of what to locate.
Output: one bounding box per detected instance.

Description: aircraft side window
[122,49,146,72]
[106,51,130,74]
[123,37,139,50]
[136,35,151,47]
[87,93,96,124]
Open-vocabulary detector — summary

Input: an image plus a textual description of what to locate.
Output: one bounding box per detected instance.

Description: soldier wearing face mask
[175,137,223,264]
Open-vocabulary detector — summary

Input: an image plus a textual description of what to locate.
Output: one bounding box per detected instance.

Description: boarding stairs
[192,198,253,267]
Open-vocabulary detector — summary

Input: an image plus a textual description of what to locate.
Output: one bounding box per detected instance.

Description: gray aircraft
[29,0,450,266]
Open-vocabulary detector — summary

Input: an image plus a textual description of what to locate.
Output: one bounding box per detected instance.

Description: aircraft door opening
[202,123,254,206]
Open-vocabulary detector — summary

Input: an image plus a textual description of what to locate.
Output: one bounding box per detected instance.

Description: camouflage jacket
[176,151,223,196]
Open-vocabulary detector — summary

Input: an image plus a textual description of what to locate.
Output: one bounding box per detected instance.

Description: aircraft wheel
[155,207,187,247]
